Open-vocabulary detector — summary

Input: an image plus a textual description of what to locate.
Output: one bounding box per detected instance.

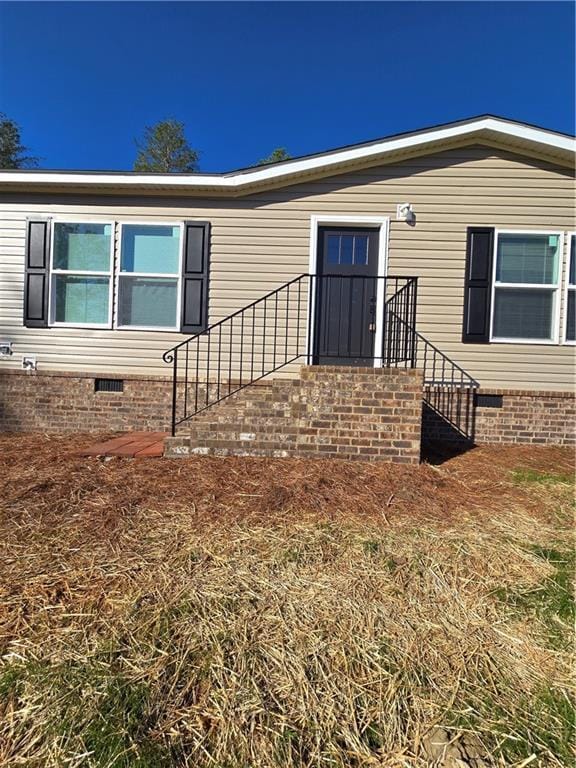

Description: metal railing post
[307,275,315,365]
[411,278,418,368]
[171,348,178,437]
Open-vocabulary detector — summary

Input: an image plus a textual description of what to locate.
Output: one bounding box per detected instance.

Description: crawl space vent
[94,378,124,393]
[475,393,503,409]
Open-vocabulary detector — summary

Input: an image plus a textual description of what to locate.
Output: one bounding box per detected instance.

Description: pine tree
[0,114,39,169]
[134,120,199,172]
[256,147,292,166]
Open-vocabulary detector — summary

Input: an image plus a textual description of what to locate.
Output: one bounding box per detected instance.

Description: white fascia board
[0,118,573,191]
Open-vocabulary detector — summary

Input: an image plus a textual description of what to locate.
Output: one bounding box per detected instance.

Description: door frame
[307,215,390,367]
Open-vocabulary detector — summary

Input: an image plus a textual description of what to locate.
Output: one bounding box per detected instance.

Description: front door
[313,227,380,365]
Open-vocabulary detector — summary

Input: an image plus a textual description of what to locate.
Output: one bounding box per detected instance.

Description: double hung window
[117,224,182,330]
[565,233,575,343]
[491,232,562,343]
[51,222,113,327]
[49,221,182,330]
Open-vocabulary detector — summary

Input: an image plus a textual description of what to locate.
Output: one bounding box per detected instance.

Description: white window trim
[115,221,184,332]
[489,229,564,345]
[48,219,115,329]
[563,232,576,345]
[308,215,389,367]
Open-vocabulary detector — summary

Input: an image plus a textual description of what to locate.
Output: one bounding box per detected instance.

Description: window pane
[353,235,369,265]
[340,236,353,265]
[496,234,559,285]
[569,235,575,286]
[53,223,111,271]
[327,235,340,265]
[121,225,180,274]
[118,277,178,328]
[54,276,109,324]
[493,287,554,340]
[567,290,575,342]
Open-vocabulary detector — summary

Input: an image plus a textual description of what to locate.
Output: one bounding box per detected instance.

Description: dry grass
[0,434,574,767]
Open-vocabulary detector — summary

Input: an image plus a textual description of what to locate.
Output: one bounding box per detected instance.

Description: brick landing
[77,432,168,458]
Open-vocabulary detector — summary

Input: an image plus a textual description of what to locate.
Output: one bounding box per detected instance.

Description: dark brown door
[313,227,380,365]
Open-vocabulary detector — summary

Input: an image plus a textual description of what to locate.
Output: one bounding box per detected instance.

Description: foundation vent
[94,378,124,393]
[475,393,503,408]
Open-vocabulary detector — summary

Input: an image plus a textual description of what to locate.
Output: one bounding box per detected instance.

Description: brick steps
[186,385,297,433]
[178,380,299,457]
[190,382,285,407]
[165,366,423,463]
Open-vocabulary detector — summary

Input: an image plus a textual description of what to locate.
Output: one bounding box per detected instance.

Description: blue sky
[0,1,574,171]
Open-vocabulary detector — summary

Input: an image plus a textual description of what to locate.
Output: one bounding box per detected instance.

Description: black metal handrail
[163,274,418,434]
[383,277,418,366]
[385,310,479,439]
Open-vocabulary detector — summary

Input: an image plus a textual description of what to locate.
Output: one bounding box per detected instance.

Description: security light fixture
[396,203,415,224]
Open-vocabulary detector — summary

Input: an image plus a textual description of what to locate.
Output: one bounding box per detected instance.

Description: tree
[134,119,199,172]
[256,147,292,166]
[0,113,39,169]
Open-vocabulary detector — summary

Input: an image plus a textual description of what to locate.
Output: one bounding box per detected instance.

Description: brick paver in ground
[78,432,168,458]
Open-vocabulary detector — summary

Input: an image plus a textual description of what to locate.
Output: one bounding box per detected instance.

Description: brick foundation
[166,366,424,464]
[422,388,575,446]
[1,370,573,453]
[0,370,174,433]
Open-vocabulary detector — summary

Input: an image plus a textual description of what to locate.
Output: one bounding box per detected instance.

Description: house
[0,116,574,462]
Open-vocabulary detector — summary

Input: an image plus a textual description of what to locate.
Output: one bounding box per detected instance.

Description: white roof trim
[0,117,573,190]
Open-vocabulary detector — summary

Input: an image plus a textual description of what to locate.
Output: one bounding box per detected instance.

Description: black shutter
[24,218,51,328]
[462,227,494,343]
[181,221,210,334]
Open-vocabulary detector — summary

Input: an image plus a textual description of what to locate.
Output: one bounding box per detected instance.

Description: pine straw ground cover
[0,434,574,768]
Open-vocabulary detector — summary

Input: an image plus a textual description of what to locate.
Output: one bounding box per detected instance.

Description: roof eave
[0,117,573,195]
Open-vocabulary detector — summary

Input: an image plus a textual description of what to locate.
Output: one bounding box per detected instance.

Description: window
[117,224,182,329]
[34,219,211,333]
[50,222,113,326]
[565,234,575,344]
[491,232,562,343]
[48,221,184,330]
[326,233,369,265]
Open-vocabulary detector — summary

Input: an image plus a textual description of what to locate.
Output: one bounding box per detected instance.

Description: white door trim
[307,215,390,367]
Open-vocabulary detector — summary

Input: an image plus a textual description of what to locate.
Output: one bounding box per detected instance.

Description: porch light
[396,203,415,224]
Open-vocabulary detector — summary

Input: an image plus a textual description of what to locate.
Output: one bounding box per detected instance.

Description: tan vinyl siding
[0,145,574,391]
